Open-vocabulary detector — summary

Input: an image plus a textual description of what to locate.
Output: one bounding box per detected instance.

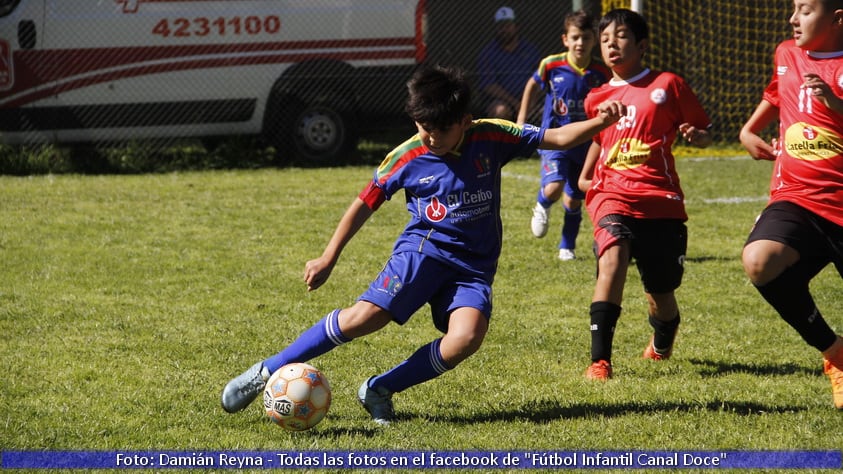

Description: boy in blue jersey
[221,65,624,424]
[517,10,609,261]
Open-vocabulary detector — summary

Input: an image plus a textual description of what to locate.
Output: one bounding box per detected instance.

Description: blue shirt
[373,119,545,279]
[477,39,542,100]
[533,53,609,128]
[533,53,609,160]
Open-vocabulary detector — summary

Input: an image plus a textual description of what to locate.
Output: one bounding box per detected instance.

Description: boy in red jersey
[577,9,712,380]
[222,65,625,424]
[739,0,843,409]
[517,10,610,261]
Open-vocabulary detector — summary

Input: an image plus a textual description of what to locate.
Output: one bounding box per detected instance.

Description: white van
[0,0,427,162]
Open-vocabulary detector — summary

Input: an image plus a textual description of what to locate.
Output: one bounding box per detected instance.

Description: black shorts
[594,215,687,294]
[746,200,843,276]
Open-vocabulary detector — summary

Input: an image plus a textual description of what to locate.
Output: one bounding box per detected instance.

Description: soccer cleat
[357,376,395,425]
[531,203,550,238]
[642,336,673,361]
[585,360,612,380]
[823,346,843,409]
[221,361,271,413]
[558,248,576,261]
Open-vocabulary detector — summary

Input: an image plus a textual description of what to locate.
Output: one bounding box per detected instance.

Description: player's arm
[304,194,377,291]
[578,141,601,193]
[739,99,779,161]
[541,100,624,150]
[516,77,541,125]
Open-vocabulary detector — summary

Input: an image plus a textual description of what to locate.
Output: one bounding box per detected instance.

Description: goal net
[601,0,792,143]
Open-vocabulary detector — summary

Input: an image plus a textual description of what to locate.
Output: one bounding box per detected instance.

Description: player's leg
[743,202,836,351]
[636,219,687,361]
[361,272,491,423]
[531,151,564,238]
[743,202,843,408]
[558,155,585,260]
[586,215,633,380]
[221,301,390,413]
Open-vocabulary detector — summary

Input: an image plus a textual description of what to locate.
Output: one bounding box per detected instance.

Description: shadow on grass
[688,358,821,377]
[436,398,806,425]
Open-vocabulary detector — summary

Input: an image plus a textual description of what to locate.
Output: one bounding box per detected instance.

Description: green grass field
[1,153,842,472]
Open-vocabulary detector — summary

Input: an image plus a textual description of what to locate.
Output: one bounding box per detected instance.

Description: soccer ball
[263,362,331,431]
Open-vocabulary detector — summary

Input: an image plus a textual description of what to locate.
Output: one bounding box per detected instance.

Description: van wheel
[267,96,358,165]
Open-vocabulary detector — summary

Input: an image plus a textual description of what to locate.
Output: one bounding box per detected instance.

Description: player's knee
[741,245,771,285]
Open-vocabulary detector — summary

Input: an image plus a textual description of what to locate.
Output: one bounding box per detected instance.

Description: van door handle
[18,20,36,49]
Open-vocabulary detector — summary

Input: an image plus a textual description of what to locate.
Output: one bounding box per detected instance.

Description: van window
[0,0,19,18]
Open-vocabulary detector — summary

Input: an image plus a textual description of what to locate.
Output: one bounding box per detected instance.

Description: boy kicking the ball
[577,9,711,380]
[221,65,625,424]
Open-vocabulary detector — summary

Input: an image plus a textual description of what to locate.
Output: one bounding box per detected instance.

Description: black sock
[755,264,836,351]
[649,313,680,352]
[590,301,621,362]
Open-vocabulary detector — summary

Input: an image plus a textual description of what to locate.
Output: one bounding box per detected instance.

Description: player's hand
[596,100,626,124]
[304,256,335,291]
[803,73,843,111]
[678,123,711,147]
[740,130,777,161]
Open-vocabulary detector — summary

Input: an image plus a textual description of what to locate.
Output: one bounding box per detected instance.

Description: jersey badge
[650,88,667,105]
[425,196,448,222]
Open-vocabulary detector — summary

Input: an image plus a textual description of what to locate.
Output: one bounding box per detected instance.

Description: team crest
[650,88,667,105]
[424,196,447,222]
[838,73,843,91]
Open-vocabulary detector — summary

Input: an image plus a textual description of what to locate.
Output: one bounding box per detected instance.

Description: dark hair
[564,9,596,33]
[598,8,648,42]
[404,65,471,130]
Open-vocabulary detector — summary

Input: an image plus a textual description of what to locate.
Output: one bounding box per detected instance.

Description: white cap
[494,6,515,23]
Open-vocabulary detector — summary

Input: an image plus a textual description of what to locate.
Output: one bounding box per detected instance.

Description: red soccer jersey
[584,69,711,222]
[762,40,843,226]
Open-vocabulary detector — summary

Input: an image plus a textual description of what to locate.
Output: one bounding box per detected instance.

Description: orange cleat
[585,360,613,380]
[823,344,843,410]
[642,336,673,361]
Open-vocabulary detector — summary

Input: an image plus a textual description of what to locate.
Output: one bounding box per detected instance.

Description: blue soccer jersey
[371,119,544,279]
[533,53,609,129]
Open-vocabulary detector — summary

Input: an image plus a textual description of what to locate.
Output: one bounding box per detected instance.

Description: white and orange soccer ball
[263,363,331,431]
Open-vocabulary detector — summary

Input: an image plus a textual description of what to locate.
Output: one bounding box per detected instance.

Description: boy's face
[790,0,843,51]
[600,21,647,78]
[415,115,472,156]
[563,26,596,66]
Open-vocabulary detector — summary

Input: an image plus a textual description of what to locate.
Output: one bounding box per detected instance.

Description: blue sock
[369,339,451,393]
[560,205,582,249]
[263,309,351,373]
[536,189,553,208]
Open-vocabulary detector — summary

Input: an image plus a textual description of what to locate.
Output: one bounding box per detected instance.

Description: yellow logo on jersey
[605,138,650,169]
[784,122,843,160]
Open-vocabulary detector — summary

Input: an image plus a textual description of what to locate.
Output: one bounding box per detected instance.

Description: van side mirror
[18,19,34,49]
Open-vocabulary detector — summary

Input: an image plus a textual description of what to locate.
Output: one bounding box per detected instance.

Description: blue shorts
[359,251,493,333]
[538,149,585,200]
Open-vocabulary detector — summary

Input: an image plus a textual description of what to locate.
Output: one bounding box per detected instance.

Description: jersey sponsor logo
[553,98,569,116]
[777,66,788,75]
[784,122,843,160]
[424,196,448,222]
[445,189,493,208]
[650,88,667,105]
[606,138,651,169]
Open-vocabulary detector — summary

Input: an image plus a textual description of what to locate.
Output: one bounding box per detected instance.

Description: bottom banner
[2,450,841,469]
